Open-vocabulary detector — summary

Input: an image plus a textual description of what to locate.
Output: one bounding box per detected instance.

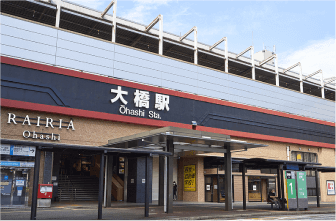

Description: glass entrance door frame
[1,167,30,207]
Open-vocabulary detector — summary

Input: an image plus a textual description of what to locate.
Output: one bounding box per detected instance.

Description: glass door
[248,177,262,202]
[205,176,213,202]
[1,168,29,206]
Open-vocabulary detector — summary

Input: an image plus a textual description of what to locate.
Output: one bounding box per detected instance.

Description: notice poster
[327,180,335,195]
[184,165,196,191]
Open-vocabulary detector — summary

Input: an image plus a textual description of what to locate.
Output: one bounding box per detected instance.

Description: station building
[1,0,335,210]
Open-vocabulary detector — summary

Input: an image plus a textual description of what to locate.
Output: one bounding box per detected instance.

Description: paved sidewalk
[1,201,335,220]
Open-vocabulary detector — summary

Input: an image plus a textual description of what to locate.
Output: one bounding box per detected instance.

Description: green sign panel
[287,179,297,199]
[297,171,307,199]
[286,171,297,199]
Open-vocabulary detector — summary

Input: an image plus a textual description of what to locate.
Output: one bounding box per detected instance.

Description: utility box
[37,184,53,208]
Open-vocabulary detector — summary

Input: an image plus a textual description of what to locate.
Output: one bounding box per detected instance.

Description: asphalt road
[225,213,336,220]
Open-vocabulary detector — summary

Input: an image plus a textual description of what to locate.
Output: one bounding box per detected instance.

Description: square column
[105,155,113,207]
[159,156,165,206]
[166,137,174,213]
[224,143,232,211]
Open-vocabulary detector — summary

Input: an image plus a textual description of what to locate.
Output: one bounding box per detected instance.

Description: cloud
[119,0,174,25]
[70,0,107,10]
[278,38,335,79]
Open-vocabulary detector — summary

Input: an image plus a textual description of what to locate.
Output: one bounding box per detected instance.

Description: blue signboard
[0,161,20,167]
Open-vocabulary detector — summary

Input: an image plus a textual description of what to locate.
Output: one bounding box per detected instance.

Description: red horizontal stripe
[1,56,334,127]
[2,99,334,149]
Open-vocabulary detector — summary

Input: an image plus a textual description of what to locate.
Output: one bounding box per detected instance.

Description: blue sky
[72,0,335,79]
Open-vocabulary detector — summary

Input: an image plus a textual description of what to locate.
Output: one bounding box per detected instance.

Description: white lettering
[46,135,50,140]
[7,113,17,124]
[119,105,127,114]
[149,111,161,119]
[40,134,44,139]
[36,116,41,127]
[59,119,63,129]
[111,86,128,105]
[67,120,75,130]
[32,131,37,139]
[22,115,31,126]
[23,130,30,138]
[46,118,54,128]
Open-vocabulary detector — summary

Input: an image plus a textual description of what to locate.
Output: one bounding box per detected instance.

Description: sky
[71,0,335,80]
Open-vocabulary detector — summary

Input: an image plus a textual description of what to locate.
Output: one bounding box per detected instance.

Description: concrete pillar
[145,155,151,217]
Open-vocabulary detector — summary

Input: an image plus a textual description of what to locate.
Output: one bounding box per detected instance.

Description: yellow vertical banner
[184,165,196,191]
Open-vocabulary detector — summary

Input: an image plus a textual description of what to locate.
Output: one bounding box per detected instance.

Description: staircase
[58,175,99,201]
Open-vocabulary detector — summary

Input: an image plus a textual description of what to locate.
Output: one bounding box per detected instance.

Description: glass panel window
[303,153,310,162]
[291,152,297,161]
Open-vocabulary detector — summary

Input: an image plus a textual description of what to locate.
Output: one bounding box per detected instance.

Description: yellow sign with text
[184,165,196,191]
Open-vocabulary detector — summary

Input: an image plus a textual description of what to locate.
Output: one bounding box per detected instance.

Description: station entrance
[54,153,125,202]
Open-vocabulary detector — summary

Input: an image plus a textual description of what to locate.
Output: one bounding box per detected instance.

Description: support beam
[315,169,320,207]
[277,166,281,200]
[98,152,105,220]
[236,46,255,80]
[145,15,164,55]
[179,27,197,64]
[144,155,151,217]
[280,165,285,210]
[166,137,174,213]
[259,54,279,86]
[284,62,302,92]
[55,2,61,28]
[224,143,232,211]
[123,157,128,202]
[242,163,246,210]
[324,77,336,85]
[112,0,117,43]
[101,0,115,18]
[101,1,117,42]
[159,15,163,55]
[30,147,41,220]
[159,156,165,206]
[209,37,228,73]
[217,166,220,203]
[105,155,113,207]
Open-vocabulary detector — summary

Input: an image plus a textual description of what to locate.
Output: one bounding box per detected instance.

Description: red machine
[37,184,53,199]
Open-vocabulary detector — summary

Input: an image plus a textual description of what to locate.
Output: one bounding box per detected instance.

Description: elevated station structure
[1,0,335,219]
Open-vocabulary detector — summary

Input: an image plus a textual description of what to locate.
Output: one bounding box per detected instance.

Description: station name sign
[111,86,170,119]
[7,113,75,141]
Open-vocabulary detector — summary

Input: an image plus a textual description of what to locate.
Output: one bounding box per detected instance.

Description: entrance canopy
[106,126,267,153]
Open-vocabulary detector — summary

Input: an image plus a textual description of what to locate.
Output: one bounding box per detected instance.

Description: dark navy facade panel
[1,64,335,144]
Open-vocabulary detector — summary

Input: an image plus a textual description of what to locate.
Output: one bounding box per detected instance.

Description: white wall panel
[57,30,114,52]
[57,39,114,61]
[1,15,334,122]
[56,48,113,68]
[114,69,161,86]
[115,45,162,64]
[114,53,163,72]
[1,44,56,65]
[1,25,57,47]
[0,15,58,37]
[55,57,113,77]
[114,61,162,80]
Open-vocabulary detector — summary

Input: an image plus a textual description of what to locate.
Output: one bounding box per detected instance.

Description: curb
[168,210,335,220]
